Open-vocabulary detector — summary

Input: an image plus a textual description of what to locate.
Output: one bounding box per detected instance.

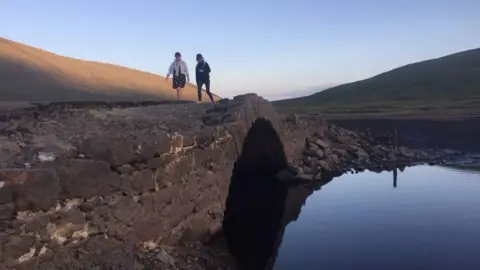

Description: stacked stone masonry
[0,94,327,268]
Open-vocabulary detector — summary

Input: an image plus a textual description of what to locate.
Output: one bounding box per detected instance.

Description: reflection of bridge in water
[219,117,336,270]
[393,167,398,188]
[222,174,334,270]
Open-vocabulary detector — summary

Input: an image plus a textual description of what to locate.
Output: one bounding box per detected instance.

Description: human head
[196,53,203,62]
[175,52,181,61]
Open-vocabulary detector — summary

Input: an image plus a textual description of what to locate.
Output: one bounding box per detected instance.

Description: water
[273,165,480,270]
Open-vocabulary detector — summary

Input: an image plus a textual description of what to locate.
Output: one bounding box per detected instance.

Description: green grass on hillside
[274,47,480,114]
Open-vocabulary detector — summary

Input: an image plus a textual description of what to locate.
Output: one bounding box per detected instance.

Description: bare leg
[176,87,181,100]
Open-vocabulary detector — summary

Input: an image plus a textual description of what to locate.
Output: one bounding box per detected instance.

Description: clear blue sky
[2,0,480,100]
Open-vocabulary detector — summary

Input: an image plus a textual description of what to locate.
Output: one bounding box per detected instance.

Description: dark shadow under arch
[222,117,289,270]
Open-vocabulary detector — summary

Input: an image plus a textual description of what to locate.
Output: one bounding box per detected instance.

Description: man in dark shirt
[195,53,215,103]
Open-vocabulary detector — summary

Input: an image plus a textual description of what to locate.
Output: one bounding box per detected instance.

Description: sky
[1,0,480,100]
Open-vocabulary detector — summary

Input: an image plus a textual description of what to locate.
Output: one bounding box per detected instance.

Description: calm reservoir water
[273,165,480,270]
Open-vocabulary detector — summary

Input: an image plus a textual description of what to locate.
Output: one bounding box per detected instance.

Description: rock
[285,164,302,175]
[79,136,137,167]
[315,139,328,148]
[119,174,134,195]
[295,174,313,182]
[329,154,340,164]
[0,232,8,243]
[0,121,8,131]
[334,135,350,144]
[117,164,135,174]
[131,169,155,193]
[302,166,316,174]
[30,135,77,159]
[0,203,14,222]
[201,113,223,125]
[56,159,121,199]
[79,201,96,212]
[52,207,86,238]
[317,160,331,170]
[218,98,230,105]
[315,149,324,158]
[37,151,56,162]
[24,212,50,234]
[135,163,147,170]
[147,157,164,169]
[355,148,369,160]
[0,140,21,164]
[223,113,239,123]
[332,148,348,157]
[112,197,142,226]
[304,148,324,159]
[0,180,14,204]
[135,142,156,161]
[3,235,36,259]
[303,148,317,157]
[182,134,196,148]
[274,169,296,183]
[17,121,35,133]
[155,250,175,265]
[285,113,298,125]
[151,187,177,207]
[0,168,60,211]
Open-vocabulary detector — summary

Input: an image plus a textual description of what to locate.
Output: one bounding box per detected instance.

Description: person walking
[195,53,215,103]
[166,52,190,100]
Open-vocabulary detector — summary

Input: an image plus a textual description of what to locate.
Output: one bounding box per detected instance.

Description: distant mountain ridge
[0,38,218,102]
[274,47,480,108]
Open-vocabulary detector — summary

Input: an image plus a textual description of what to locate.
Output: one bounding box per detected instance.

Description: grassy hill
[0,38,219,102]
[274,48,480,114]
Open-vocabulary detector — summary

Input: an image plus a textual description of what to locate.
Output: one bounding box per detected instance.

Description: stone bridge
[0,94,330,268]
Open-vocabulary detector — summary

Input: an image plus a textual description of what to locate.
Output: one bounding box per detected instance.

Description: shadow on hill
[1,38,217,102]
[0,56,165,101]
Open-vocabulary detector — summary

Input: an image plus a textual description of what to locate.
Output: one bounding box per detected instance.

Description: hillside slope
[274,48,480,110]
[0,38,218,102]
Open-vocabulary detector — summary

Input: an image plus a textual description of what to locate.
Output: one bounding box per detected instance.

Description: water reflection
[224,175,331,269]
[442,162,480,174]
[274,165,480,270]
[393,167,398,188]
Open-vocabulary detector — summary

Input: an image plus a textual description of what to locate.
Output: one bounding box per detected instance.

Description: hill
[0,38,218,102]
[274,48,480,114]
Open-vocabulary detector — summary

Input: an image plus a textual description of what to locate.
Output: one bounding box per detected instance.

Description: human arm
[184,62,190,82]
[166,63,173,80]
[205,62,211,73]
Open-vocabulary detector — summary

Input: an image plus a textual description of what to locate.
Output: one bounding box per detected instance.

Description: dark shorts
[172,74,186,89]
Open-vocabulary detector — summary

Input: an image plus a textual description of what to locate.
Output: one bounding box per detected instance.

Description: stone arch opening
[222,117,289,270]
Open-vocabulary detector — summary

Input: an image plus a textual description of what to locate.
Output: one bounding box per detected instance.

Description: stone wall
[0,94,325,268]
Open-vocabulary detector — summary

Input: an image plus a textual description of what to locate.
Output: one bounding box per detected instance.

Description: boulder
[131,169,155,193]
[0,168,60,211]
[315,139,328,149]
[79,136,137,167]
[56,159,121,199]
